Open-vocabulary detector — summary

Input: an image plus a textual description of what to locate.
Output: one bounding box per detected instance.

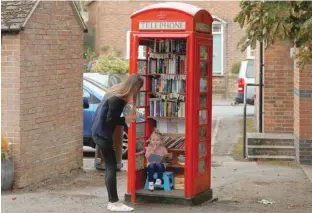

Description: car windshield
[83,80,105,98]
[83,73,121,90]
[246,60,255,78]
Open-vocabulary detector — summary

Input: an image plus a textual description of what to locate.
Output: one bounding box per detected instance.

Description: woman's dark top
[92,95,126,140]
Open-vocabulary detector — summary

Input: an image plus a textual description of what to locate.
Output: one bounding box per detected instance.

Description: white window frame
[247,45,256,60]
[126,30,131,59]
[125,30,145,60]
[212,20,224,75]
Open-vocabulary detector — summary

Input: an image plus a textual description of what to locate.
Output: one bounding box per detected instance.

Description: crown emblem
[157,12,167,20]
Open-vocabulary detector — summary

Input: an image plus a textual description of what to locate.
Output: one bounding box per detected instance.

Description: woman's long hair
[103,73,144,103]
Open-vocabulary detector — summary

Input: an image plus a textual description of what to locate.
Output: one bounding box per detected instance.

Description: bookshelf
[136,38,187,178]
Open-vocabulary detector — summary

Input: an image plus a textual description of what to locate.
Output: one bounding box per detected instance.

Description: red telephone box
[125,2,213,205]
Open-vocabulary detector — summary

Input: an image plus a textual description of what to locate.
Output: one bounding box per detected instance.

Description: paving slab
[302,165,312,183]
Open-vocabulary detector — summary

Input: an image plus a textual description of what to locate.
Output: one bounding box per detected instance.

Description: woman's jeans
[147,163,165,182]
[93,135,118,203]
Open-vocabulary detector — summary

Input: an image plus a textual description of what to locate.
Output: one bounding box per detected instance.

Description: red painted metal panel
[193,34,213,195]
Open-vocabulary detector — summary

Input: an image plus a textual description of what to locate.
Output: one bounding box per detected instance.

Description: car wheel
[122,130,128,159]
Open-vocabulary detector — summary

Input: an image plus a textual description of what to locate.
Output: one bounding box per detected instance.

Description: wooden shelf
[167,164,184,168]
[147,91,186,96]
[168,148,185,152]
[149,52,186,55]
[142,74,186,77]
[148,116,185,120]
[164,133,184,137]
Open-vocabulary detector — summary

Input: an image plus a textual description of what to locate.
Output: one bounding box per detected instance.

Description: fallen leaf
[12,196,16,200]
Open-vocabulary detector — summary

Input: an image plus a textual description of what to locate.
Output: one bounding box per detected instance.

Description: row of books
[151,76,186,94]
[148,55,186,74]
[138,60,146,74]
[163,136,185,149]
[157,120,185,134]
[148,39,187,53]
[154,92,186,101]
[150,98,185,118]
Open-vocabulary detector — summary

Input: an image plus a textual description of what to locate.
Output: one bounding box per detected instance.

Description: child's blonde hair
[149,128,164,144]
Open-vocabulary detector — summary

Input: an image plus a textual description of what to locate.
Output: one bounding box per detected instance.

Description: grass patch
[256,160,298,168]
[232,117,257,161]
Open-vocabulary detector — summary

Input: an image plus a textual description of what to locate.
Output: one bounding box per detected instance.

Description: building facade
[254,41,312,165]
[1,0,87,187]
[86,0,257,98]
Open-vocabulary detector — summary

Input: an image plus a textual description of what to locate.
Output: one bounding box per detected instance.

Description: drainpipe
[259,41,264,133]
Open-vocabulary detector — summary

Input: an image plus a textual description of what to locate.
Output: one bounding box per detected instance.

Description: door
[194,37,213,195]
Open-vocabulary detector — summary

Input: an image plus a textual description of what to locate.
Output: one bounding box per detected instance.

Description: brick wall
[1,34,22,170]
[87,0,250,98]
[263,41,294,133]
[1,1,84,188]
[294,64,312,164]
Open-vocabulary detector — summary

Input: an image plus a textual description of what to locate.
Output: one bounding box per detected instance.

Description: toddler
[145,129,172,191]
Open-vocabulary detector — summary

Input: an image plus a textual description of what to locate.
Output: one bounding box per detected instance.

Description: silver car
[235,59,255,105]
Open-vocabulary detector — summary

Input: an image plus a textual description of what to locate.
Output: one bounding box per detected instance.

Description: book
[148,153,164,163]
[148,153,170,163]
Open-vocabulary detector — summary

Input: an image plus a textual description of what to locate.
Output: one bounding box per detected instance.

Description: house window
[125,30,145,60]
[247,45,256,59]
[212,20,224,75]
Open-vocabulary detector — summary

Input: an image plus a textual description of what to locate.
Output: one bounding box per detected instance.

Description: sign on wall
[139,21,186,30]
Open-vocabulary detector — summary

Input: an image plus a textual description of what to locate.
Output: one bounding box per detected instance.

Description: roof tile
[1,0,38,31]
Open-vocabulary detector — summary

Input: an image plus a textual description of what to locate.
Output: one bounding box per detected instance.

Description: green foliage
[95,50,129,74]
[83,46,97,73]
[74,0,88,12]
[234,1,312,67]
[231,62,241,74]
[83,46,97,61]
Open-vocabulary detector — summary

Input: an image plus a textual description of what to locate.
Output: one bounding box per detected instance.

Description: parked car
[235,60,256,105]
[83,73,144,158]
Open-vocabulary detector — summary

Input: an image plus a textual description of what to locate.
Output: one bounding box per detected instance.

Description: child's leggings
[147,163,165,182]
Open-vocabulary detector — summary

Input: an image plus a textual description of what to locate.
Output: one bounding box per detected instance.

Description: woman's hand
[125,113,136,123]
[148,143,157,152]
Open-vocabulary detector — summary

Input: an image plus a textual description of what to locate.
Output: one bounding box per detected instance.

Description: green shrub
[95,51,129,74]
[231,62,241,74]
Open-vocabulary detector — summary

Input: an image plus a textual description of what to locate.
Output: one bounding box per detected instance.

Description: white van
[235,60,255,105]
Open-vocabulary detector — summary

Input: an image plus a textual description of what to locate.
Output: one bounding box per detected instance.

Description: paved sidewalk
[2,102,312,213]
[2,157,312,213]
[302,165,312,183]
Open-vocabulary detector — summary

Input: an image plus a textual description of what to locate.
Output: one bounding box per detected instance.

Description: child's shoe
[155,179,162,186]
[148,182,154,191]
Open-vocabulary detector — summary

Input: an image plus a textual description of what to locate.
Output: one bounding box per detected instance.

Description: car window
[108,75,122,87]
[83,88,101,105]
[246,60,255,78]
[84,74,109,89]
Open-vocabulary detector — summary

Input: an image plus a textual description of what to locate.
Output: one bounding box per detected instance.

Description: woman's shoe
[148,182,154,191]
[155,179,162,186]
[107,202,134,212]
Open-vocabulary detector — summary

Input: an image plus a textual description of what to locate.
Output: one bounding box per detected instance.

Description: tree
[234,1,312,67]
